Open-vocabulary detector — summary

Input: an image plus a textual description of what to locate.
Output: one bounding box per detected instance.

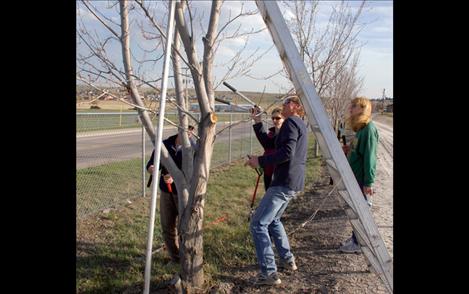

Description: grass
[76,112,253,133]
[76,113,159,133]
[76,115,142,132]
[204,134,321,276]
[77,134,263,218]
[77,159,144,218]
[77,134,321,293]
[76,95,279,133]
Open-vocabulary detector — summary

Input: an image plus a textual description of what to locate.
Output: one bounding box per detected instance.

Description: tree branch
[173,23,194,192]
[80,0,120,39]
[175,1,210,116]
[135,0,193,69]
[203,0,223,108]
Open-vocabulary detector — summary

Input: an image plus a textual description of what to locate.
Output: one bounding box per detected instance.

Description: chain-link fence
[77,112,266,219]
[77,111,143,133]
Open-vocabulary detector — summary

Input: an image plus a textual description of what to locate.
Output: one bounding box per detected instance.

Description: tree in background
[282,0,365,131]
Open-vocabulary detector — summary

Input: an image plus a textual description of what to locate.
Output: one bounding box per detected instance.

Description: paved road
[76,121,256,169]
[372,120,393,258]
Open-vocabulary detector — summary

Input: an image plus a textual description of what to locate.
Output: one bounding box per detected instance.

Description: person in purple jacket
[251,107,284,191]
[246,95,308,286]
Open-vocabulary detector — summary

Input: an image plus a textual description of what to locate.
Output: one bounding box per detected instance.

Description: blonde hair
[348,97,372,132]
[284,95,305,117]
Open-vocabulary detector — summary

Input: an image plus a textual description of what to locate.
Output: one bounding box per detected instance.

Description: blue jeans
[250,186,296,275]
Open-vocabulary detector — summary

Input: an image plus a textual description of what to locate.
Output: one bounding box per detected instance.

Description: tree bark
[179,114,216,292]
[174,1,220,292]
[119,0,183,184]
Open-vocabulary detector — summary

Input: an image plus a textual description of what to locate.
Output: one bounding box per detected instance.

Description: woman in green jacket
[339,97,379,253]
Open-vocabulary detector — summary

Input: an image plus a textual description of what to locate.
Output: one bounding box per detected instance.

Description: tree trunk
[179,112,216,292]
[179,203,205,292]
[81,1,248,292]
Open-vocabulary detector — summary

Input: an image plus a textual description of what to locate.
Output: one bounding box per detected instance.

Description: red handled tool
[167,182,173,193]
[147,174,173,194]
[248,167,263,222]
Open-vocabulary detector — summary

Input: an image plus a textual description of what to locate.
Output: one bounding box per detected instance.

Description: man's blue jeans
[250,185,296,275]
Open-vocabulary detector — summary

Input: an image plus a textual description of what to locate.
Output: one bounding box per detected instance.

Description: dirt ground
[209,118,393,294]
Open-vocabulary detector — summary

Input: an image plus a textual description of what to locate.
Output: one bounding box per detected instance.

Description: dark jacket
[258,116,308,192]
[146,134,181,194]
[253,123,277,177]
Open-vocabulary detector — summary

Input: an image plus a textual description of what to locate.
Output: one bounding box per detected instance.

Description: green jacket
[348,121,379,187]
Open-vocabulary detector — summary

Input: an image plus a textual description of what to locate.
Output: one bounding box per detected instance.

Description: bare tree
[280,0,365,155]
[325,53,363,132]
[77,0,270,291]
[282,0,364,98]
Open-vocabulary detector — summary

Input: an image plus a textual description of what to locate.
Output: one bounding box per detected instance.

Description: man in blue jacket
[246,95,308,286]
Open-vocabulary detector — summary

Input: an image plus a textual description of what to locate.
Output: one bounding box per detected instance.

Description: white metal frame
[255,1,393,292]
[143,1,177,293]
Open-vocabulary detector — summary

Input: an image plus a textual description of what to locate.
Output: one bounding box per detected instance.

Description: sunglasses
[272,117,282,121]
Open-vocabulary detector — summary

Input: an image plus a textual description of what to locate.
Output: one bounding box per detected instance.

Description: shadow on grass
[77,240,179,294]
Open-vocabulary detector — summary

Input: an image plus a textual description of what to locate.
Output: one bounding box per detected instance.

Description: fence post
[119,104,123,127]
[229,113,232,163]
[314,139,319,157]
[240,115,243,159]
[142,118,146,197]
[250,114,253,154]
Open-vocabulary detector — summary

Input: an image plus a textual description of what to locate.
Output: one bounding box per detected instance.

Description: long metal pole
[143,1,176,293]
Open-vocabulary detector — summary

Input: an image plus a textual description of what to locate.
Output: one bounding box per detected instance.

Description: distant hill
[77,85,286,110]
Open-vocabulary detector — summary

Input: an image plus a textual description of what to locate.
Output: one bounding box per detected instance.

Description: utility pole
[381,88,386,113]
[183,67,190,105]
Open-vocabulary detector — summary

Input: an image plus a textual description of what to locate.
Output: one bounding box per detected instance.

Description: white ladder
[255,1,393,293]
